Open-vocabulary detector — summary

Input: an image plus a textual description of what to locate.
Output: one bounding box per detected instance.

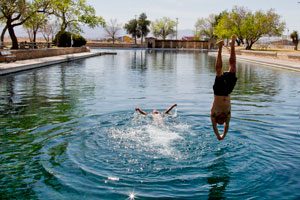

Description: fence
[145,38,213,49]
[0,46,90,62]
[19,42,52,49]
[0,42,53,49]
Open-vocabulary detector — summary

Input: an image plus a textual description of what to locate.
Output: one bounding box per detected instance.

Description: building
[118,36,131,42]
[145,38,212,49]
[182,36,194,41]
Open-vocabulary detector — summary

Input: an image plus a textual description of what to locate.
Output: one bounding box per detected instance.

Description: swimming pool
[0,49,299,199]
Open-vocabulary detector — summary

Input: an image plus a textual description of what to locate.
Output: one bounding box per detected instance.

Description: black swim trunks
[213,72,237,96]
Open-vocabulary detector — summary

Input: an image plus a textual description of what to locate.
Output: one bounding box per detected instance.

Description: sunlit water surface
[0,50,300,199]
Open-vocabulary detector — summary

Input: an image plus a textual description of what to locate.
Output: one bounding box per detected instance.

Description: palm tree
[138,13,150,43]
[124,19,140,44]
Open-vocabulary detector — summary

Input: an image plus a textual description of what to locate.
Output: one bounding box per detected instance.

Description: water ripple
[29,111,293,199]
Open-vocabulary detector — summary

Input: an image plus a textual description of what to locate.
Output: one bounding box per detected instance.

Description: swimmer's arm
[135,107,148,115]
[163,104,177,114]
[211,115,223,140]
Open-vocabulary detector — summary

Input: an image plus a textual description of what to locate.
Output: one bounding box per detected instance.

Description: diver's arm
[163,104,177,114]
[211,115,223,140]
[135,107,148,115]
[220,115,230,139]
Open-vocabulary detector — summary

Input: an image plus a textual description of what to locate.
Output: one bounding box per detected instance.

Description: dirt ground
[226,46,300,54]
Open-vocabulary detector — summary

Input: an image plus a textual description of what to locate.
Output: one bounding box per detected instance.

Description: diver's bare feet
[217,40,224,49]
[231,35,236,47]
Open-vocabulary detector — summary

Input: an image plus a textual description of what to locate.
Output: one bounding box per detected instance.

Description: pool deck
[0,51,116,76]
[208,52,300,72]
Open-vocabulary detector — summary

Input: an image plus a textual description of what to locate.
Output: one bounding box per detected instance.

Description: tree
[215,7,285,50]
[40,20,59,43]
[0,0,104,49]
[214,7,250,46]
[241,9,285,50]
[124,18,140,44]
[104,19,122,44]
[23,12,47,42]
[124,13,151,44]
[51,0,105,33]
[290,31,299,50]
[214,12,234,43]
[0,0,51,49]
[138,13,150,43]
[0,12,7,42]
[151,17,176,40]
[229,6,249,45]
[194,14,217,41]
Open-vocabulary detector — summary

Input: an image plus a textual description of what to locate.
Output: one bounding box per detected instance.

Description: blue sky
[87,0,300,34]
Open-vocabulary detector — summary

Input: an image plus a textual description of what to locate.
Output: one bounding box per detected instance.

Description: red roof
[182,36,194,41]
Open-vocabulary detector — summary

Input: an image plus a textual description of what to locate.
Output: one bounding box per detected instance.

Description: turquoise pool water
[0,50,300,199]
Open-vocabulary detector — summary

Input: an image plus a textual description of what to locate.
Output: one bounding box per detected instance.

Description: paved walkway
[0,51,116,76]
[208,52,300,72]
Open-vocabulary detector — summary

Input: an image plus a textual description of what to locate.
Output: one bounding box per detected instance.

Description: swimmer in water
[135,104,177,116]
[135,104,177,126]
[211,35,237,140]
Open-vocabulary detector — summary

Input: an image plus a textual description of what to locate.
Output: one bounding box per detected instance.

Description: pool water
[0,50,299,199]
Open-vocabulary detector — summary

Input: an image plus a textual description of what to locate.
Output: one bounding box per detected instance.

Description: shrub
[53,31,72,47]
[72,34,87,47]
[290,31,299,51]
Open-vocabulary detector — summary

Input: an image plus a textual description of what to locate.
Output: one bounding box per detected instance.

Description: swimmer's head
[216,113,227,125]
[152,110,159,114]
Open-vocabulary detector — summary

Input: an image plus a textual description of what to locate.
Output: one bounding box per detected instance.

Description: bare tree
[104,19,122,44]
[25,28,34,42]
[41,21,59,43]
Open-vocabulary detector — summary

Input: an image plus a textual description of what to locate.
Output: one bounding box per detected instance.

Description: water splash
[108,112,186,158]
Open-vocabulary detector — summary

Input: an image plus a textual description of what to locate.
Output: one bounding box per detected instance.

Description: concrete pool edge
[208,52,300,72]
[0,51,117,76]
